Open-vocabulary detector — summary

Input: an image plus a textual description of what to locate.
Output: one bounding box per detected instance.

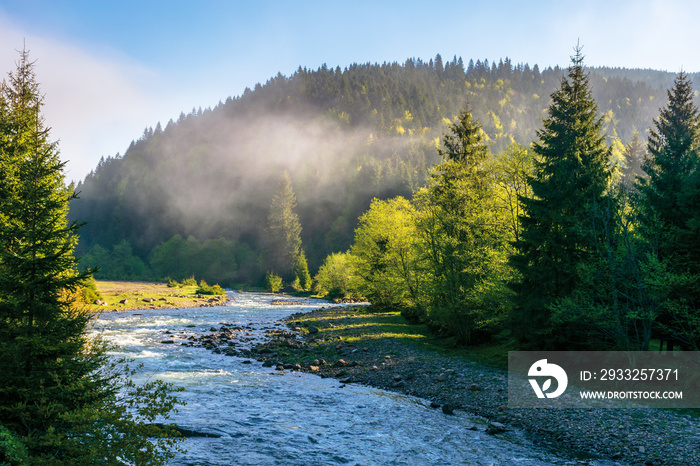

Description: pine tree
[0,49,182,464]
[510,45,611,348]
[266,171,302,281]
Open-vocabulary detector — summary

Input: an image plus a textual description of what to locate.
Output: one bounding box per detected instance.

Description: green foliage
[181,276,198,286]
[636,72,700,348]
[78,277,102,304]
[196,279,225,295]
[0,423,28,466]
[69,56,675,290]
[265,271,283,293]
[416,109,512,343]
[80,241,150,280]
[0,49,183,464]
[510,46,612,348]
[266,171,303,280]
[350,196,423,311]
[292,250,312,291]
[149,235,240,286]
[314,251,357,299]
[548,191,658,350]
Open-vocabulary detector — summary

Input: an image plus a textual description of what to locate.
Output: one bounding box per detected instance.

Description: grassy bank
[282,306,513,370]
[86,280,227,312]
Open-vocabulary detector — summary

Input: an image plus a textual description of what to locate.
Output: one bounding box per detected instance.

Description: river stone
[442,404,454,415]
[308,326,319,334]
[486,421,506,435]
[336,359,347,367]
[309,365,319,371]
[429,401,441,409]
[437,373,447,381]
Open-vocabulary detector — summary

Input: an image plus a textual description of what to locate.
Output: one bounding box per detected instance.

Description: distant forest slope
[69,55,697,286]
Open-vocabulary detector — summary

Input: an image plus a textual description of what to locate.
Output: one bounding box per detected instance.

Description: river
[92,292,594,465]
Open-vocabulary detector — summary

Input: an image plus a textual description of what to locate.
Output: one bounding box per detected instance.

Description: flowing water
[92,292,594,465]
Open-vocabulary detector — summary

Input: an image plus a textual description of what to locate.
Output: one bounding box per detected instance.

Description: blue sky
[1,0,698,180]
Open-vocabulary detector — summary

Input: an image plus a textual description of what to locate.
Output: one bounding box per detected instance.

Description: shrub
[196,280,225,295]
[265,272,283,293]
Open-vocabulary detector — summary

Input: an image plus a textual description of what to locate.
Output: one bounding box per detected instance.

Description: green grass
[287,307,513,371]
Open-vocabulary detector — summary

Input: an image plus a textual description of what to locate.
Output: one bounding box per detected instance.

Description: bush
[181,276,198,286]
[196,280,225,295]
[265,272,283,293]
[166,278,180,288]
[79,278,102,304]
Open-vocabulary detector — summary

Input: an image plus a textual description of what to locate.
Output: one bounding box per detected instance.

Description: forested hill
[69,55,695,286]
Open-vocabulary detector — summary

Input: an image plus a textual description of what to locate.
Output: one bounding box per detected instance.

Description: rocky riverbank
[237,306,700,466]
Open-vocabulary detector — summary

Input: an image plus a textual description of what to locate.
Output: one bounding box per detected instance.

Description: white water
[92,292,600,465]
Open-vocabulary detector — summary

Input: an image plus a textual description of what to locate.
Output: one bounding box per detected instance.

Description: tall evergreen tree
[621,129,647,189]
[0,49,182,464]
[639,71,700,263]
[637,72,700,348]
[266,171,302,281]
[511,45,611,348]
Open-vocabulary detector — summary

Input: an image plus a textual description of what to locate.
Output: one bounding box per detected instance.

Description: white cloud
[0,12,169,181]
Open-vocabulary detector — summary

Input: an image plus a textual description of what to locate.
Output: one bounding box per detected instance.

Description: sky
[1,0,698,181]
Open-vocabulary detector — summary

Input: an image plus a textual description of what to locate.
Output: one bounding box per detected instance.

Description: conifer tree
[637,72,700,348]
[293,249,312,291]
[0,49,182,464]
[266,171,302,281]
[639,71,700,264]
[511,45,611,348]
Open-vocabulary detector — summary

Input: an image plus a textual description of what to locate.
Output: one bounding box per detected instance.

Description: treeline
[70,54,691,288]
[315,50,700,351]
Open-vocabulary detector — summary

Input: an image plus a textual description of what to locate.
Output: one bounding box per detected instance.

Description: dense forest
[70,54,694,288]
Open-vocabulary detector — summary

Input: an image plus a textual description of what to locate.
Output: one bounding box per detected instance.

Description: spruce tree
[511,45,611,348]
[266,171,303,281]
[639,71,700,264]
[638,72,700,348]
[0,49,181,464]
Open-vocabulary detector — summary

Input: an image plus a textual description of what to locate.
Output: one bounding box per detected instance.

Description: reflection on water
[92,293,599,465]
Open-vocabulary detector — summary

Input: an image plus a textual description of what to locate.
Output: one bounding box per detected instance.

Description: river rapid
[92,292,589,466]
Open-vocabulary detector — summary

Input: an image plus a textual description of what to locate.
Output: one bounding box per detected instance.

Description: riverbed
[92,292,607,465]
